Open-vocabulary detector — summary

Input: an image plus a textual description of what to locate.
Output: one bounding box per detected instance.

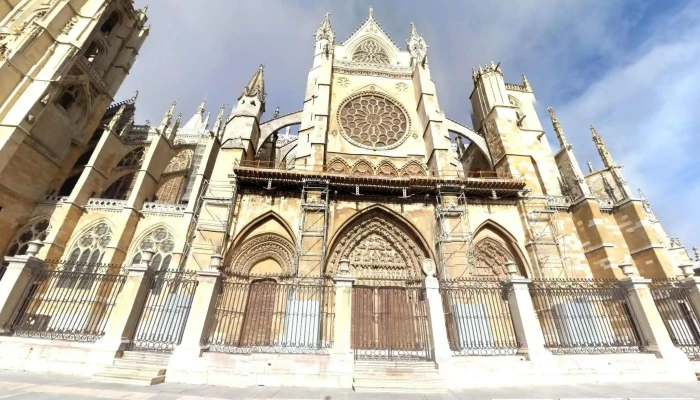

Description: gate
[351,279,432,361]
[129,270,198,352]
[650,279,700,360]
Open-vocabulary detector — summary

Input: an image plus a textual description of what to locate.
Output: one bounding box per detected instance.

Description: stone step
[120,352,170,365]
[91,373,165,386]
[113,358,168,368]
[105,364,167,376]
[353,377,447,393]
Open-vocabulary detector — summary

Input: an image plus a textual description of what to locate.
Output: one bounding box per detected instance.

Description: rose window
[338,92,410,150]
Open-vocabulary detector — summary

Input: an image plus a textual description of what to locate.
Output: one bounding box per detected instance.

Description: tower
[0,0,149,254]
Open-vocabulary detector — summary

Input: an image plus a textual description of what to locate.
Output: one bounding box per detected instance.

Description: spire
[694,247,699,262]
[158,101,177,133]
[547,107,568,148]
[407,22,428,64]
[369,5,374,19]
[273,106,280,119]
[315,12,335,43]
[197,98,206,115]
[213,104,226,135]
[130,90,139,104]
[590,125,615,168]
[239,64,266,105]
[522,75,531,91]
[203,112,211,130]
[587,161,595,173]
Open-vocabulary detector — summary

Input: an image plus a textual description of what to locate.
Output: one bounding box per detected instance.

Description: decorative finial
[158,101,177,132]
[638,189,658,223]
[407,22,428,64]
[590,125,615,168]
[587,161,595,173]
[197,98,206,115]
[523,75,531,91]
[547,106,568,148]
[369,5,374,19]
[131,90,139,102]
[694,247,700,262]
[315,12,335,43]
[213,104,226,135]
[239,64,266,106]
[273,106,280,119]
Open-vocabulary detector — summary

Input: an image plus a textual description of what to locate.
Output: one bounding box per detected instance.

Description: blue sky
[121,0,700,252]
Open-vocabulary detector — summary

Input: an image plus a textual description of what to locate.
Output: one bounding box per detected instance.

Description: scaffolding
[181,178,238,269]
[435,184,475,279]
[297,178,330,277]
[522,195,571,279]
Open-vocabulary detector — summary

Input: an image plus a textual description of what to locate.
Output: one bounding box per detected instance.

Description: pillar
[170,257,222,362]
[618,262,693,372]
[422,274,452,365]
[0,241,44,334]
[95,250,156,351]
[501,261,552,362]
[332,259,354,353]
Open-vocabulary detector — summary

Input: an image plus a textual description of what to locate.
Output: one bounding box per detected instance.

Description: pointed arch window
[103,172,137,200]
[58,86,80,111]
[100,11,120,36]
[84,41,103,64]
[60,222,112,288]
[117,147,145,169]
[4,218,50,259]
[352,39,391,65]
[130,228,175,272]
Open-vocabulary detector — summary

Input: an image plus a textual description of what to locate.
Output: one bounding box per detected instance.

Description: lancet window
[103,172,137,200]
[5,219,50,257]
[61,222,112,288]
[117,147,145,169]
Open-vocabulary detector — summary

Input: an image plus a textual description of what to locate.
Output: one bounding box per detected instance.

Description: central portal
[327,209,433,361]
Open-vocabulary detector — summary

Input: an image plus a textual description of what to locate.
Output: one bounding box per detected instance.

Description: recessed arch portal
[326,207,431,279]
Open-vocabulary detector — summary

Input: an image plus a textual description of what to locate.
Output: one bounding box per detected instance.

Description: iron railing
[8,261,127,341]
[206,276,334,354]
[128,270,198,352]
[351,279,432,361]
[0,261,7,281]
[440,278,518,356]
[529,279,643,354]
[650,279,700,360]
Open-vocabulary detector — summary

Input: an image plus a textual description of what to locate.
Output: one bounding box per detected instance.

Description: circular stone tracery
[337,92,410,150]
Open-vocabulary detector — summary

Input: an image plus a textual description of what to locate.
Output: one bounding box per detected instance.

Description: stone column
[95,250,156,352]
[332,259,355,353]
[0,241,44,334]
[618,261,694,372]
[421,259,452,365]
[502,261,552,362]
[170,255,222,362]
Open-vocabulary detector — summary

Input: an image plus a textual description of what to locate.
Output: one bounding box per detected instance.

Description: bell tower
[0,0,149,254]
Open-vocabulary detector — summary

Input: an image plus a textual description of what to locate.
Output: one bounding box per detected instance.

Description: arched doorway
[327,209,433,360]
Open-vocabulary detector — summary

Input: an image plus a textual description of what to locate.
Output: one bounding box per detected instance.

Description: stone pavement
[0,371,698,399]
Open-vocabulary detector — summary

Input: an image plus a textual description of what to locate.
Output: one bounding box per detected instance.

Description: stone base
[166,350,354,388]
[442,353,697,389]
[0,336,119,376]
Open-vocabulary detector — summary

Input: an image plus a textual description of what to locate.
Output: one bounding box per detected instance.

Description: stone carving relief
[375,160,399,177]
[327,157,351,175]
[228,234,296,276]
[350,159,374,176]
[328,216,425,279]
[395,82,408,92]
[337,77,349,87]
[338,91,411,150]
[400,160,427,177]
[352,39,390,64]
[473,237,516,278]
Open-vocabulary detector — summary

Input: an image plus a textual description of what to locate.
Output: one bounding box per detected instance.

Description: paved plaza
[0,371,697,400]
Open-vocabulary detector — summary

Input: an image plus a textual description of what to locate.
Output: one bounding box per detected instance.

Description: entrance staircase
[352,360,446,393]
[91,351,169,386]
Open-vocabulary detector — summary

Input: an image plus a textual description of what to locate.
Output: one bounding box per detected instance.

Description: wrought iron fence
[206,276,334,354]
[8,261,127,341]
[0,261,7,282]
[440,278,518,356]
[351,278,432,361]
[649,279,700,360]
[128,270,198,352]
[529,279,643,354]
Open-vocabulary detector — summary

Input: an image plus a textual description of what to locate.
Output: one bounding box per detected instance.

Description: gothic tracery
[352,39,391,65]
[228,234,296,276]
[338,92,410,150]
[472,237,517,278]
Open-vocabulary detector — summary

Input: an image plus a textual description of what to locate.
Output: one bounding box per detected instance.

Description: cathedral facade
[0,2,699,391]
